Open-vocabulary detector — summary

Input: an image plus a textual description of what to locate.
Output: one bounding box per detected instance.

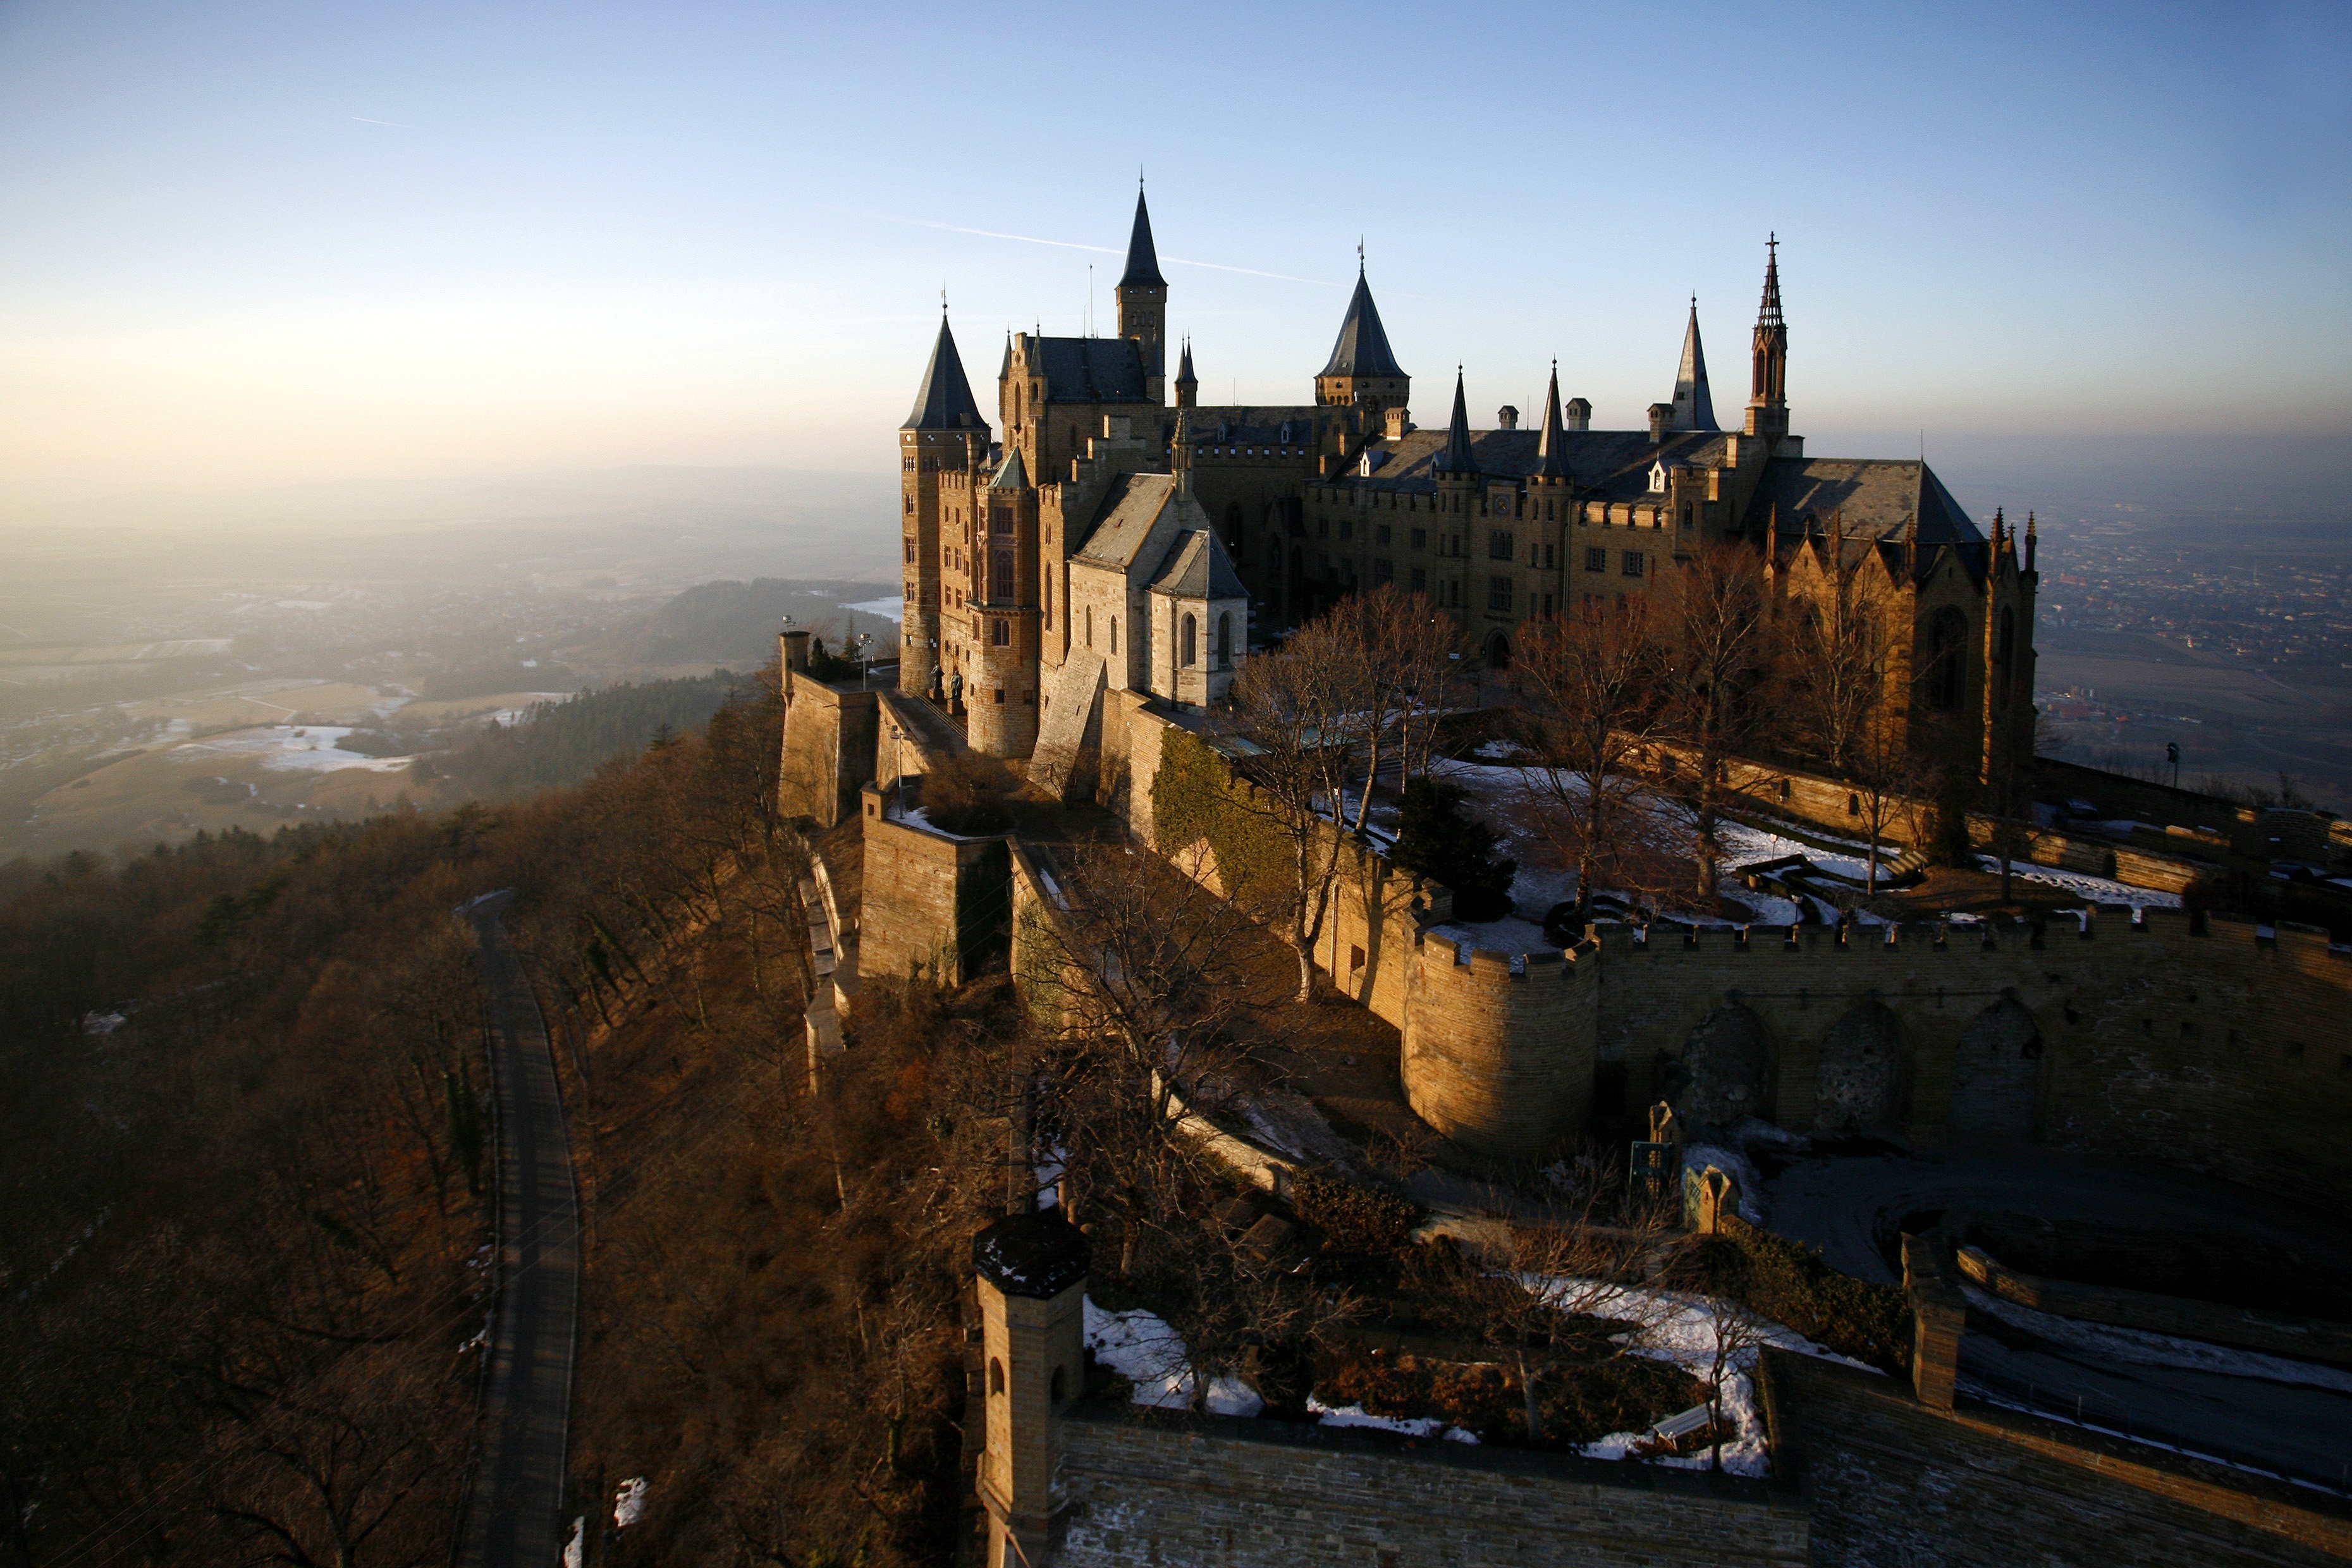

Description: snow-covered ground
[1306,1395,1479,1443]
[175,725,415,773]
[1524,1276,1879,1477]
[1084,1299,1262,1415]
[1971,855,2182,909]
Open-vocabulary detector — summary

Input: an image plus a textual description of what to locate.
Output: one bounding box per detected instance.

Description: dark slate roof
[1672,305,1719,432]
[1533,366,1572,479]
[1032,336,1152,404]
[972,1211,1088,1300]
[903,315,989,432]
[1318,268,1406,379]
[1438,372,1476,473]
[1149,529,1249,600]
[1119,188,1167,288]
[1741,458,1983,546]
[1074,472,1177,568]
[990,446,1029,491]
[1168,404,1320,448]
[1334,427,1732,498]
[1175,338,1196,384]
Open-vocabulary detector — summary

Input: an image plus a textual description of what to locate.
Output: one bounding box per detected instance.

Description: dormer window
[1648,460,1667,493]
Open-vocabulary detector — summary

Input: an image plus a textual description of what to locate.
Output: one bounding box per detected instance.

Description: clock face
[1491,488,1514,515]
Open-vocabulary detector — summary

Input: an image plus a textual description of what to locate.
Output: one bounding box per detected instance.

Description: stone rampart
[1761,1351,2352,1566]
[1400,933,1600,1162]
[857,783,1009,987]
[1052,1405,1810,1567]
[778,668,879,827]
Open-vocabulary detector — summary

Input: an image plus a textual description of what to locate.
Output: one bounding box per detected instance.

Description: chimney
[1383,405,1412,439]
[1647,402,1674,443]
[1496,405,1519,430]
[1564,398,1591,432]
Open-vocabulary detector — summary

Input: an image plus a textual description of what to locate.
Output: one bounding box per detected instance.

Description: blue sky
[1,0,2346,498]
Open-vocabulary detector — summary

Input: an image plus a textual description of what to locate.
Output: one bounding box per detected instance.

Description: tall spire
[1745,234,1789,441]
[1438,367,1476,474]
[1173,336,1197,409]
[1118,183,1165,288]
[903,312,988,432]
[1671,298,1719,432]
[1533,361,1572,479]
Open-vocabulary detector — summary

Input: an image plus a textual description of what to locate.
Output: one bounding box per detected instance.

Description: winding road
[455,890,581,1568]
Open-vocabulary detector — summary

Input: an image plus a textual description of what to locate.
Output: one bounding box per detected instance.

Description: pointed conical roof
[1118,187,1166,288]
[1317,265,1406,379]
[903,313,988,432]
[1437,368,1476,474]
[1758,236,1784,328]
[1175,337,1196,384]
[989,445,1028,491]
[1533,362,1572,479]
[1671,302,1719,432]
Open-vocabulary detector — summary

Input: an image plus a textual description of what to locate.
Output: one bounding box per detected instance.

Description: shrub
[1390,776,1516,921]
[1292,1168,1424,1257]
[1694,1218,1909,1373]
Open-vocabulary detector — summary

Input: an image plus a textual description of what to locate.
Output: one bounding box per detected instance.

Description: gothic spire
[1438,367,1476,474]
[1118,183,1166,288]
[1174,336,1197,408]
[1533,360,1572,479]
[1671,298,1719,432]
[1758,235,1785,327]
[903,312,988,432]
[1317,263,1406,379]
[1745,234,1789,440]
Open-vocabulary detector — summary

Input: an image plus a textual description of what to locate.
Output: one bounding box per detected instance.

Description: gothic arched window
[1180,613,1197,667]
[1216,612,1233,668]
[1925,607,1968,712]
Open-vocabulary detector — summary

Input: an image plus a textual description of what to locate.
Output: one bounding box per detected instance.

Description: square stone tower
[972,1211,1087,1568]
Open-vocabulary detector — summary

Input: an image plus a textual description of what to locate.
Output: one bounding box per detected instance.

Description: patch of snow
[1972,856,2182,908]
[1472,738,1526,761]
[1959,1285,2352,1393]
[1085,1299,1200,1411]
[1034,1149,1065,1210]
[1681,1143,1765,1223]
[82,1011,127,1036]
[176,725,414,774]
[562,1516,585,1568]
[612,1477,647,1529]
[1306,1395,1478,1443]
[1426,916,1554,956]
[1205,1378,1265,1417]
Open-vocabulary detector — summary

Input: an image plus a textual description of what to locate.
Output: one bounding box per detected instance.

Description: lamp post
[850,632,874,691]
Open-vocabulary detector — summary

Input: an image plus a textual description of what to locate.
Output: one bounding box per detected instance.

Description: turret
[1174,336,1197,410]
[899,307,991,702]
[1436,367,1476,475]
[1531,362,1573,482]
[1314,255,1409,422]
[1116,183,1168,401]
[972,1212,1087,1568]
[1744,236,1789,442]
[1671,298,1720,432]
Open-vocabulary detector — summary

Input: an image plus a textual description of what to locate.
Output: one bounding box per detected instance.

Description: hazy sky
[1,1,2346,500]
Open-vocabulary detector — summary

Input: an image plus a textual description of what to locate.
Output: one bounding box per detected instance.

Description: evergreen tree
[1390,776,1517,921]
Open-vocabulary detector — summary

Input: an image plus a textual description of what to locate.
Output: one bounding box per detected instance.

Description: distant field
[16,724,446,857]
[122,678,403,730]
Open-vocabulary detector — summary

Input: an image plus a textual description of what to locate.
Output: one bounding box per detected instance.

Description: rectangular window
[1623,551,1645,578]
[990,504,1014,535]
[991,549,1014,601]
[1411,527,1428,550]
[1488,575,1512,613]
[1410,566,1428,593]
[1489,529,1514,561]
[1373,558,1394,585]
[1376,524,1392,544]
[989,618,1010,647]
[1586,546,1608,572]
[1340,517,1353,541]
[904,537,916,563]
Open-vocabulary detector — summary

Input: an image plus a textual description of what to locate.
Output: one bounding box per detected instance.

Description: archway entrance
[1484,632,1512,670]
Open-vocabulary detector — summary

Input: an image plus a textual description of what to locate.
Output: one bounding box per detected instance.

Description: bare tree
[1356,584,1462,800]
[1696,1292,1768,1473]
[1225,628,1360,1001]
[1515,598,1667,928]
[1658,546,1770,901]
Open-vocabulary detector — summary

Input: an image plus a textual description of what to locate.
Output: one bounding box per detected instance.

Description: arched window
[1086,605,1094,647]
[1180,613,1197,667]
[1925,607,1968,712]
[989,1359,1005,1395]
[1485,632,1511,670]
[1216,612,1232,668]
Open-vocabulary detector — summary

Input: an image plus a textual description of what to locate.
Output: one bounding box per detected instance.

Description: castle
[897,187,2038,786]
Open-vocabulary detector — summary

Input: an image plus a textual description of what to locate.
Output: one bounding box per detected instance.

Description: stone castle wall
[1400,933,1600,1161]
[778,668,880,828]
[1761,1351,2352,1567]
[857,783,1008,988]
[1051,1407,1811,1568]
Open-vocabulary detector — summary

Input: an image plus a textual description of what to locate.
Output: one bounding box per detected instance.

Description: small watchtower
[972,1211,1088,1568]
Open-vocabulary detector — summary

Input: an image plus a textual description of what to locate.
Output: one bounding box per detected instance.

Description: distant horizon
[3,1,2346,499]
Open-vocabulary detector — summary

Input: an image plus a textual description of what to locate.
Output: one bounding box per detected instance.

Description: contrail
[840,209,1337,288]
[351,116,417,129]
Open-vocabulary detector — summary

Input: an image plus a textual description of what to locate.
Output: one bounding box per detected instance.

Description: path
[454,890,582,1568]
